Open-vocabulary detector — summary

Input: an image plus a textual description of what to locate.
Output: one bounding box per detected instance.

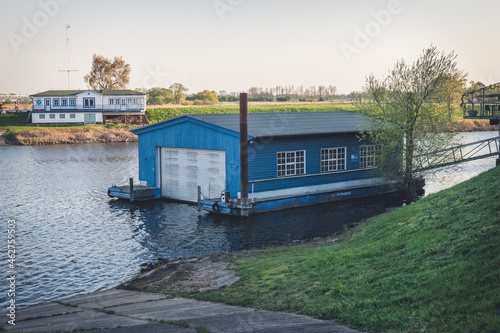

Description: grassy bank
[0,113,138,145]
[173,167,500,332]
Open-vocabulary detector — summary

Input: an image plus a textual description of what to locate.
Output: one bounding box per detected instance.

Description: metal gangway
[418,136,500,172]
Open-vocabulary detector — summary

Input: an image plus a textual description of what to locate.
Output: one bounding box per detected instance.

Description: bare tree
[84,54,130,90]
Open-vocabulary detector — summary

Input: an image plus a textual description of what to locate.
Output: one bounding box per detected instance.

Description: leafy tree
[354,46,464,203]
[433,72,468,121]
[276,95,292,102]
[466,81,486,92]
[147,87,174,105]
[188,90,219,104]
[84,54,131,90]
[169,83,189,104]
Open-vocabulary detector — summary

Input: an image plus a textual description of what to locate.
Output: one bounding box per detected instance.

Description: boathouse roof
[133,111,377,138]
[30,89,145,97]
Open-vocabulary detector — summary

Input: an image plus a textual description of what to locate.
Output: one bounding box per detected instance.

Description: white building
[30,89,147,124]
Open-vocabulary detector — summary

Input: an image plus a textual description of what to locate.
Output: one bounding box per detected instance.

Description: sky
[1,0,499,95]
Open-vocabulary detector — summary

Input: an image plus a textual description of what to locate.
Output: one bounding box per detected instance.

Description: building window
[39,114,45,119]
[127,98,132,104]
[109,98,114,105]
[133,98,137,104]
[277,150,306,177]
[53,99,59,106]
[360,145,382,169]
[61,99,68,106]
[121,98,126,105]
[69,98,76,106]
[59,114,65,119]
[49,114,55,119]
[83,98,95,108]
[321,147,346,172]
[70,114,76,119]
[45,99,50,106]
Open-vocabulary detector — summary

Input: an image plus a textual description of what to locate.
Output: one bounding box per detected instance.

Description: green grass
[187,167,500,333]
[145,103,354,123]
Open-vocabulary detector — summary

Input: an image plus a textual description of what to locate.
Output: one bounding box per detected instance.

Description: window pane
[278,150,305,177]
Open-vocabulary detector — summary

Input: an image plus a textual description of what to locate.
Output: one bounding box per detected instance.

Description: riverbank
[0,113,138,145]
[122,166,500,333]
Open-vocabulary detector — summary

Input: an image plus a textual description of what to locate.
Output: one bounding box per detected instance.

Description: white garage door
[160,147,226,202]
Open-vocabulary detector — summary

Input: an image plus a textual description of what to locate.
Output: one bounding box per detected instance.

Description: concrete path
[1,289,362,333]
[0,130,7,145]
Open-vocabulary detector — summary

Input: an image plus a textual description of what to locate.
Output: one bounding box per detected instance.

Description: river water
[0,131,497,309]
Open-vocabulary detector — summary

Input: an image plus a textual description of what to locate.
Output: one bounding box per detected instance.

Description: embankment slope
[173,167,500,332]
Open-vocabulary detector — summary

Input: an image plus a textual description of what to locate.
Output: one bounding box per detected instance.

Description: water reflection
[108,193,402,261]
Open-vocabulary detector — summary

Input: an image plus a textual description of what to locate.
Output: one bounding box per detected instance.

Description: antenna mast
[58,25,79,89]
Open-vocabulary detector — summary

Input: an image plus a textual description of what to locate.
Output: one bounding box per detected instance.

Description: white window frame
[39,114,45,119]
[49,114,55,119]
[59,114,65,119]
[61,99,68,107]
[360,144,382,169]
[69,114,76,119]
[53,98,59,106]
[83,98,95,108]
[109,98,114,105]
[321,147,346,173]
[69,98,76,106]
[277,150,306,178]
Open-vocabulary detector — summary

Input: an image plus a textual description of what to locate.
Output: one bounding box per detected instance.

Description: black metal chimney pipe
[240,93,249,216]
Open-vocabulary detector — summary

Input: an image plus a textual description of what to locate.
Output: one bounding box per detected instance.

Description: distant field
[146,103,355,123]
[147,100,352,108]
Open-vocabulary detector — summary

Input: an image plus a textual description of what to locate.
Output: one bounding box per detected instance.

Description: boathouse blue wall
[134,116,379,200]
[133,116,245,196]
[247,133,376,194]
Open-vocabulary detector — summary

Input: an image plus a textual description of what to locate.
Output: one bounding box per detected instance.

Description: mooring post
[129,177,134,202]
[240,92,249,217]
[197,186,201,212]
[497,124,500,166]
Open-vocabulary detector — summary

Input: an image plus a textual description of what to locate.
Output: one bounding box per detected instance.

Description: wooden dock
[108,178,158,202]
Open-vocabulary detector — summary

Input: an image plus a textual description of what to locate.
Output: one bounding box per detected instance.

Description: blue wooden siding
[135,117,242,196]
[135,117,379,199]
[248,134,376,193]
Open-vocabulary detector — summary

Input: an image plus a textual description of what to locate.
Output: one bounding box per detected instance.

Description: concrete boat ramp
[0,130,7,145]
[1,289,361,333]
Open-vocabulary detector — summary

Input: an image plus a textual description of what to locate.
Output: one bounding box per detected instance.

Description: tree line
[82,53,486,108]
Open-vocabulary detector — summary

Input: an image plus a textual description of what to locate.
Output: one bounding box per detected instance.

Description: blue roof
[134,111,374,137]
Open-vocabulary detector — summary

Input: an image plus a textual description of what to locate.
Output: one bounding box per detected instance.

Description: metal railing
[463,103,500,118]
[418,136,500,171]
[33,104,145,112]
[462,82,500,118]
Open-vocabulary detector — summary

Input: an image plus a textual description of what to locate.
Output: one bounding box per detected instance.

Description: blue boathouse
[130,109,398,215]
